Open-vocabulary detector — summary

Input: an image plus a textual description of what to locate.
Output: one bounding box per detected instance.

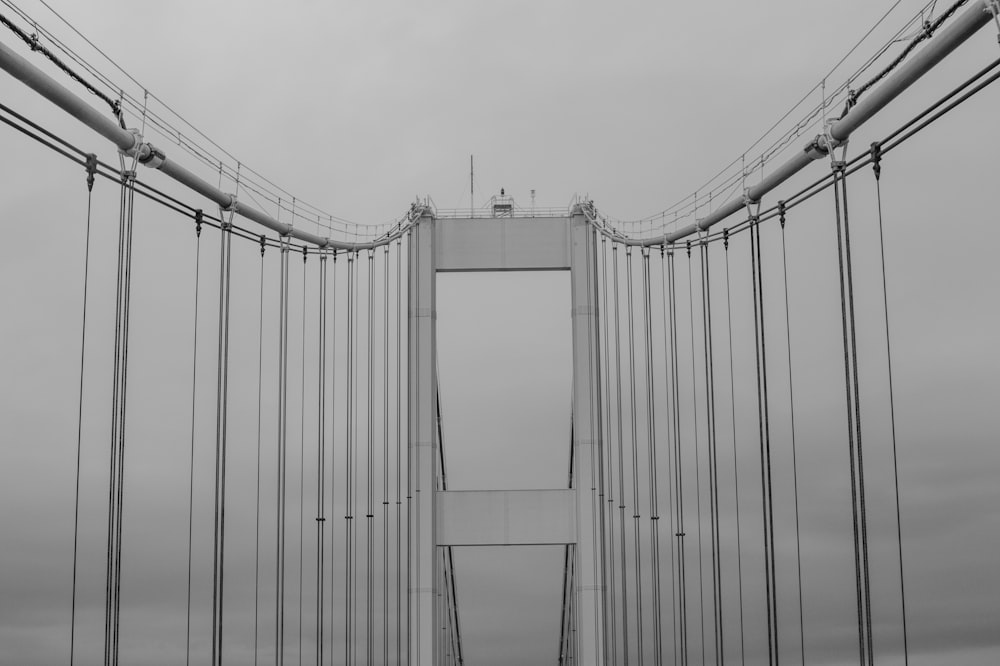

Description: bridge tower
[408,203,605,665]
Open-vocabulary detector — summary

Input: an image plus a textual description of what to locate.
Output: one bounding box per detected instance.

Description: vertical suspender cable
[184,210,204,666]
[777,203,807,665]
[351,250,361,666]
[749,216,778,666]
[600,237,619,665]
[395,238,403,666]
[668,250,689,666]
[70,154,96,666]
[300,248,308,666]
[591,229,610,665]
[585,227,602,662]
[658,250,679,666]
[844,166,874,666]
[831,160,874,665]
[611,244,630,666]
[625,248,645,666]
[328,251,339,666]
[344,251,355,666]
[211,213,234,666]
[105,166,136,666]
[641,248,664,666]
[700,238,724,666]
[277,236,291,666]
[871,143,909,665]
[722,230,747,666]
[366,249,375,666]
[317,250,328,666]
[255,235,266,666]
[832,161,865,665]
[383,245,391,666]
[685,242,707,666]
[406,229,413,666]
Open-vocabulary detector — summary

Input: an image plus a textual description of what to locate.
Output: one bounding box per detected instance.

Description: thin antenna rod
[470,155,474,217]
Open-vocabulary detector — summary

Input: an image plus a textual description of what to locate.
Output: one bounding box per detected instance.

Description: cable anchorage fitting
[195,209,203,238]
[84,153,97,192]
[778,201,787,229]
[870,141,883,181]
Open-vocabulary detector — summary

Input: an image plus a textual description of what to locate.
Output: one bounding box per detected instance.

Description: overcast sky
[1,1,998,665]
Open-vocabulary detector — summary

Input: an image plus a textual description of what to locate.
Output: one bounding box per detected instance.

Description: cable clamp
[778,201,786,230]
[222,193,238,213]
[723,227,730,250]
[138,143,165,170]
[743,189,761,227]
[259,235,267,256]
[119,169,136,184]
[195,209,203,238]
[986,0,1000,45]
[118,128,144,160]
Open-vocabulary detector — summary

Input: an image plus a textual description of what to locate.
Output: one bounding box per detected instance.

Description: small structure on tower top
[490,187,514,217]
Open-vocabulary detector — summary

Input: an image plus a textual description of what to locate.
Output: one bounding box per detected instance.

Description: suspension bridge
[1,1,999,665]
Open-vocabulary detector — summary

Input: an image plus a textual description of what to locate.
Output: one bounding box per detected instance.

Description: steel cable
[700,239,724,666]
[777,204,807,664]
[70,155,97,666]
[184,211,203,666]
[600,237,619,665]
[685,243,707,666]
[625,248,645,666]
[722,231,747,666]
[611,244,630,666]
[641,249,664,666]
[871,146,910,666]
